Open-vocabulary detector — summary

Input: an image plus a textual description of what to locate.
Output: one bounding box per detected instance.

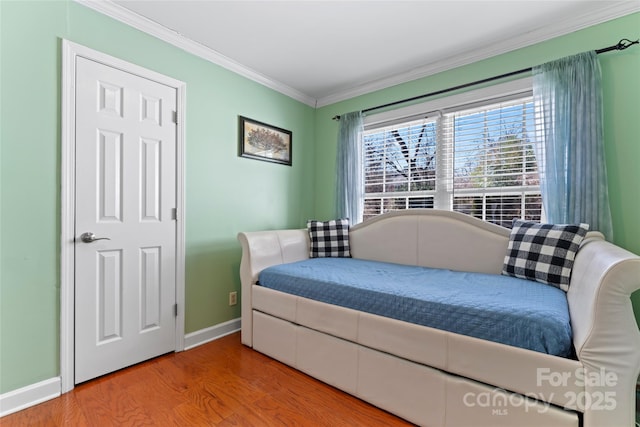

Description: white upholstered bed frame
[238,210,640,426]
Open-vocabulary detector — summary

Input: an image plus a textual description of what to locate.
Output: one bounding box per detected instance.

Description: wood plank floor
[2,332,413,426]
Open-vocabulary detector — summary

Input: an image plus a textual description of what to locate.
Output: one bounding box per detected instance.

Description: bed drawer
[296,327,358,394]
[357,345,446,426]
[253,310,297,367]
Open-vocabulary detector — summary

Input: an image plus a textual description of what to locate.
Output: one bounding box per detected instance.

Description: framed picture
[238,116,292,166]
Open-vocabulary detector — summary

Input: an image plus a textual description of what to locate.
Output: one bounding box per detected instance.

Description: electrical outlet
[229,291,238,306]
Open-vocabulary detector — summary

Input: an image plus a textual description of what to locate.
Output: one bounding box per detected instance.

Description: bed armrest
[567,238,640,427]
[237,229,309,346]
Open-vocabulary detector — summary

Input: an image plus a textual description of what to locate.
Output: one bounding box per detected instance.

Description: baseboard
[183,317,241,350]
[0,321,240,416]
[0,377,61,417]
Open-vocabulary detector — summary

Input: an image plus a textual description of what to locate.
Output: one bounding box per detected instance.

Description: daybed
[237,209,640,426]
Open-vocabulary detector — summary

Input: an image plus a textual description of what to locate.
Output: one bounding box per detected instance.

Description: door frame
[60,40,186,393]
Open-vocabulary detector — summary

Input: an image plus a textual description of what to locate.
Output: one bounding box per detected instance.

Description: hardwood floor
[2,332,412,426]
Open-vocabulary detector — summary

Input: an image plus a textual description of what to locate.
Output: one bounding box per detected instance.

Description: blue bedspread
[258,258,573,357]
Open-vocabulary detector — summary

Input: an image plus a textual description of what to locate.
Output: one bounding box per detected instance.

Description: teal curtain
[336,111,364,224]
[533,51,613,240]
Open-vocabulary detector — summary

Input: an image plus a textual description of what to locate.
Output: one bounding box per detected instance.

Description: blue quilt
[258,258,573,357]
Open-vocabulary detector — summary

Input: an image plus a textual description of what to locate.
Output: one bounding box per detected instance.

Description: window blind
[363,117,437,220]
[362,91,544,226]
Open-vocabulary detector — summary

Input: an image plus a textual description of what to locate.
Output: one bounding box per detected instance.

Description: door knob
[80,232,111,243]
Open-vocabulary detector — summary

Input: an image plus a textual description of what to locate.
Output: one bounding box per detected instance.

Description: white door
[74,57,177,384]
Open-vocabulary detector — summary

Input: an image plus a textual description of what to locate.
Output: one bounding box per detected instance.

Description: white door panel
[74,57,177,383]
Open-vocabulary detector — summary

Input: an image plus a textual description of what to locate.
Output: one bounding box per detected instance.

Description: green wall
[314,13,640,324]
[0,0,315,394]
[1,1,638,397]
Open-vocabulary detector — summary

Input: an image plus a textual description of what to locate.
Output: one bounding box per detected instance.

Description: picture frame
[238,116,292,166]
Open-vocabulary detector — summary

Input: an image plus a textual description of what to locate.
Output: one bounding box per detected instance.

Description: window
[362,80,543,226]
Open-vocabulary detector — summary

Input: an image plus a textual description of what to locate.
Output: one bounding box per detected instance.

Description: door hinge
[172,110,178,124]
[171,208,177,220]
[174,303,178,317]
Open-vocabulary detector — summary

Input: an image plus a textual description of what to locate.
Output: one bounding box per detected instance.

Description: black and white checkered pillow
[307,219,351,258]
[502,219,589,291]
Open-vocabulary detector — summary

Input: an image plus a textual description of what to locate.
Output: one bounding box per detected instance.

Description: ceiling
[103,0,638,106]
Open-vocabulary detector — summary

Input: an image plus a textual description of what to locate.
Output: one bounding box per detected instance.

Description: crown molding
[74,0,318,107]
[315,1,640,108]
[75,0,637,109]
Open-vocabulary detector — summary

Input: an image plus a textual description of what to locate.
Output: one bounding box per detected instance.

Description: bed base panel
[253,309,579,427]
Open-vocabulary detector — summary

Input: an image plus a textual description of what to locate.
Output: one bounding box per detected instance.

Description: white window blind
[362,89,544,226]
[363,117,437,218]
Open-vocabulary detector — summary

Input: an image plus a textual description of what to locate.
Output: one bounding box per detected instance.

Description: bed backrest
[349,209,510,275]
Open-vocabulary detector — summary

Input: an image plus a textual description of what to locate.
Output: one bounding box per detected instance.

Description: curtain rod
[332,38,639,121]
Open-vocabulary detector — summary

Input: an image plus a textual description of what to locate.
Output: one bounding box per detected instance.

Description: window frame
[361,78,544,225]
